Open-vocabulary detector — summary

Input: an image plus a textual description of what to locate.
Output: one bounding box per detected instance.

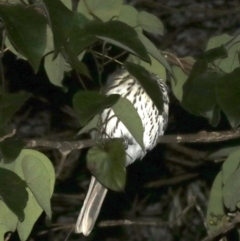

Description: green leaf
[208,145,240,160]
[0,4,46,72]
[0,200,18,238]
[118,5,138,26]
[206,172,225,233]
[112,97,144,150]
[139,55,166,81]
[137,11,164,35]
[78,114,100,135]
[222,150,240,184]
[17,150,55,241]
[171,65,189,102]
[198,45,228,63]
[86,20,150,63]
[206,34,233,51]
[63,46,91,79]
[223,165,240,211]
[0,137,26,164]
[206,34,240,73]
[209,105,221,127]
[0,168,28,221]
[44,25,54,56]
[87,141,126,191]
[0,92,31,129]
[216,68,240,129]
[43,0,75,54]
[78,0,123,22]
[61,0,72,10]
[181,71,222,125]
[0,150,55,241]
[73,91,120,125]
[124,62,164,113]
[21,155,53,218]
[67,13,97,55]
[137,32,173,76]
[44,53,66,87]
[5,36,27,60]
[17,189,42,241]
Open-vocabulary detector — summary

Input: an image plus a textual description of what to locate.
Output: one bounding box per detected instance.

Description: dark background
[3,0,240,240]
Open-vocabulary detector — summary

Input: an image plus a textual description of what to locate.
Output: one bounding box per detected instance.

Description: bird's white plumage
[75,69,169,235]
[101,69,169,165]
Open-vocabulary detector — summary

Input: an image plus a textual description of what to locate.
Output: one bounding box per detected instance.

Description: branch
[144,173,199,188]
[162,51,193,75]
[26,139,96,151]
[158,129,240,143]
[98,196,197,228]
[25,129,240,152]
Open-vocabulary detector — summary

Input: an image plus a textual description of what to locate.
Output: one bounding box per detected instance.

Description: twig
[0,129,16,142]
[98,195,196,227]
[4,233,11,241]
[36,224,74,236]
[0,30,6,92]
[201,213,240,241]
[162,51,194,75]
[56,150,71,178]
[167,144,206,159]
[82,0,102,21]
[145,173,199,188]
[75,71,87,90]
[99,219,167,227]
[91,50,123,66]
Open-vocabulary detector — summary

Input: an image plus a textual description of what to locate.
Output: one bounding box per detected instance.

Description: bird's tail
[75,176,108,236]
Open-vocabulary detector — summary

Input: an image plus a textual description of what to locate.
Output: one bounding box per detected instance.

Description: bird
[75,68,169,236]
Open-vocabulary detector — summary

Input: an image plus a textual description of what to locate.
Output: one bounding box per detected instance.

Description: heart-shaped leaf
[0,137,26,164]
[73,91,120,125]
[0,92,31,129]
[112,97,144,150]
[206,172,225,233]
[0,4,46,72]
[124,62,164,113]
[138,11,164,35]
[43,0,75,54]
[86,20,150,63]
[87,141,126,191]
[78,0,123,22]
[0,168,28,221]
[216,68,240,129]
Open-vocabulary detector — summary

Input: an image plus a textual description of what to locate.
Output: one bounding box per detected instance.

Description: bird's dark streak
[155,109,159,123]
[123,90,131,99]
[127,80,135,86]
[112,118,120,136]
[102,109,112,130]
[150,116,153,125]
[103,75,129,93]
[162,112,168,131]
[126,85,133,92]
[149,121,154,136]
[151,102,154,109]
[133,97,137,105]
[153,132,158,145]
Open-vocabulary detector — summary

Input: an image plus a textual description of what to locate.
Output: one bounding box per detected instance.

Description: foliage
[0,0,240,240]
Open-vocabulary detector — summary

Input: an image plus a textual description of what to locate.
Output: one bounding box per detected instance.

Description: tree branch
[25,129,240,152]
[158,129,240,143]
